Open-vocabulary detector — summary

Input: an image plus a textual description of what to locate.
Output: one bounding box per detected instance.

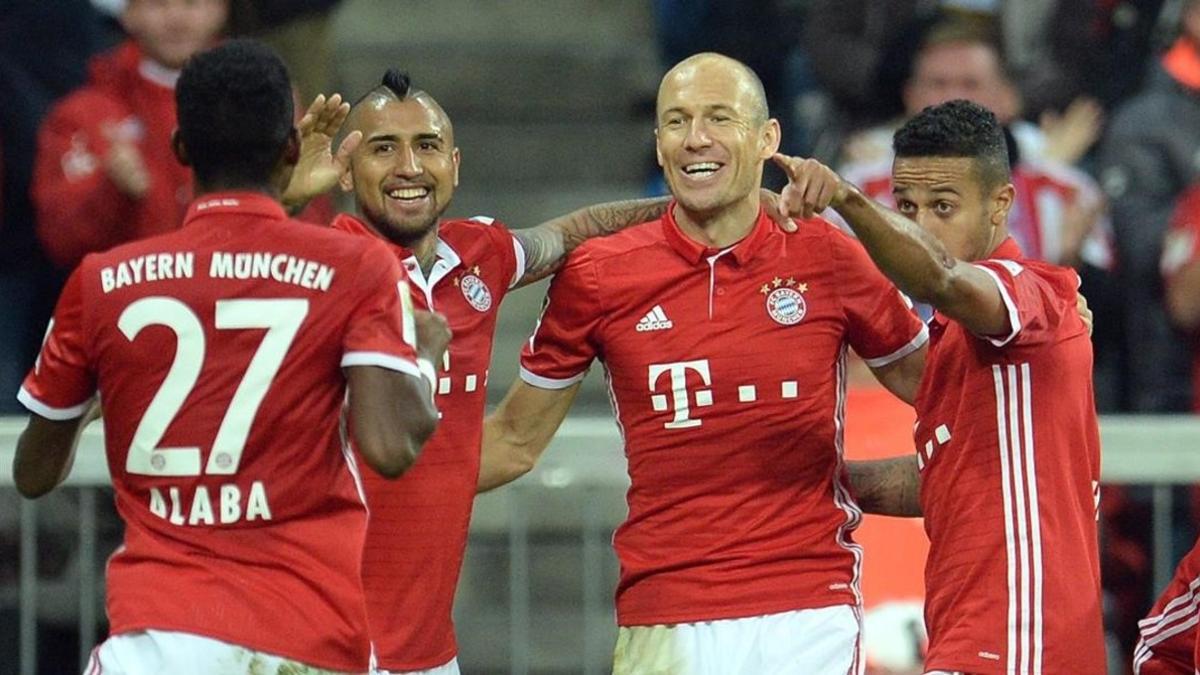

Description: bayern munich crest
[765,283,807,326]
[459,273,492,312]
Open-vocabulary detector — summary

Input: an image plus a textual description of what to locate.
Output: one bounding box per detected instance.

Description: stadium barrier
[1,414,1197,674]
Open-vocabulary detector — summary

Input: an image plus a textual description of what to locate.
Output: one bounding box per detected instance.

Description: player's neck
[410,228,441,276]
[673,196,759,249]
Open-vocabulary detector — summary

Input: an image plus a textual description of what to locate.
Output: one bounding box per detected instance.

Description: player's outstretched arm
[846,455,922,517]
[478,379,581,492]
[13,400,99,498]
[510,197,672,288]
[771,153,1011,338]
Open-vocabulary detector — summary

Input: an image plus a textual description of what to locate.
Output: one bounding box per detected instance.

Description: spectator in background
[31,0,228,272]
[1163,185,1200,411]
[1096,0,1200,414]
[0,0,110,417]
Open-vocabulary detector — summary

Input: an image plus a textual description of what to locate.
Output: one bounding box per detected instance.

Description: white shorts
[613,605,862,675]
[371,656,460,675]
[83,629,362,675]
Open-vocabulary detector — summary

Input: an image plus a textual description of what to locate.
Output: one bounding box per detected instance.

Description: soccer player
[12,41,443,674]
[1133,536,1200,674]
[772,99,1105,674]
[280,70,720,675]
[477,52,929,674]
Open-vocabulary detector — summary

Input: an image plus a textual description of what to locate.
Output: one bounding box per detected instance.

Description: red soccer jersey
[1162,186,1200,412]
[914,238,1104,674]
[19,193,420,672]
[1134,537,1200,674]
[521,207,927,626]
[331,213,522,670]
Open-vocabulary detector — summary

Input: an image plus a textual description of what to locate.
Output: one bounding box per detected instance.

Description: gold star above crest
[785,277,796,287]
[797,282,808,293]
[772,276,783,288]
[472,265,481,275]
[759,284,770,294]
[452,276,460,287]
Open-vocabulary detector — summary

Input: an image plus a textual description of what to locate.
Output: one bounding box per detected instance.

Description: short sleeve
[972,259,1076,349]
[18,267,95,418]
[830,231,928,367]
[519,251,602,389]
[340,240,421,378]
[472,215,525,290]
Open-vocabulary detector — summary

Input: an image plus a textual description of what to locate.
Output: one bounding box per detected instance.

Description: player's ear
[339,164,354,193]
[452,147,461,188]
[654,128,664,167]
[759,118,781,159]
[171,129,191,167]
[282,128,301,167]
[990,182,1015,227]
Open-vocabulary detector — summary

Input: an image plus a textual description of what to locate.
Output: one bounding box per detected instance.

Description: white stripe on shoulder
[995,259,1024,276]
[510,233,527,289]
[469,215,496,225]
[17,387,91,420]
[519,366,586,390]
[973,265,1022,347]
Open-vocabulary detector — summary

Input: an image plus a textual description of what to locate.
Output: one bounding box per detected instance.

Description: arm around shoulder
[478,378,581,492]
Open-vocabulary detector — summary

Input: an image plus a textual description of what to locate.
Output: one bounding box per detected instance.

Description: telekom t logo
[648,360,713,429]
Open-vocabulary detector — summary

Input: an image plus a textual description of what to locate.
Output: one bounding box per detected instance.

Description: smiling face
[341,94,460,247]
[892,155,1013,261]
[655,55,779,222]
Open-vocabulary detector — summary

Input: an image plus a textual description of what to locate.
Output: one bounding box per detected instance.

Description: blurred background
[2,0,1200,673]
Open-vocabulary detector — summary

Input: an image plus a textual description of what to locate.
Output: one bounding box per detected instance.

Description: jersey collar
[330,213,463,293]
[661,202,776,266]
[183,191,288,226]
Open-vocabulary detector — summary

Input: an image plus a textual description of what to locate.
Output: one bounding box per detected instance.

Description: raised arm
[478,379,581,492]
[772,153,1011,338]
[281,94,362,215]
[846,455,922,517]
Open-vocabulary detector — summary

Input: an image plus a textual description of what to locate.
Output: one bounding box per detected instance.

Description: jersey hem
[342,351,421,377]
[616,595,857,627]
[862,323,930,367]
[108,621,367,672]
[519,366,586,390]
[17,387,90,420]
[373,648,458,673]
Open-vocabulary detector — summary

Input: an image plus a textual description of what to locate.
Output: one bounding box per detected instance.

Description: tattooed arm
[846,455,922,517]
[510,197,671,288]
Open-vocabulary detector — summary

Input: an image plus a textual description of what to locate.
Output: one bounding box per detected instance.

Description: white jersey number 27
[117,297,308,477]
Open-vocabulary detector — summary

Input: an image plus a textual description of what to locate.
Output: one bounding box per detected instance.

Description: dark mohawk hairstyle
[380,69,412,98]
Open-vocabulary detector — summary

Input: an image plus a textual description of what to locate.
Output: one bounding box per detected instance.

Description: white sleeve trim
[519,365,586,390]
[973,264,1022,347]
[510,234,527,289]
[17,387,90,420]
[863,323,930,368]
[341,351,421,378]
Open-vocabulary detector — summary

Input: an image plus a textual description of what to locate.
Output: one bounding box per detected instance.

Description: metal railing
[1,415,1198,674]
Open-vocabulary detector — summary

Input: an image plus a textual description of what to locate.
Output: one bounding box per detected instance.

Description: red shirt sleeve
[519,249,602,388]
[473,216,524,289]
[18,266,95,418]
[972,259,1081,349]
[340,240,421,377]
[829,228,928,366]
[1162,187,1200,286]
[31,92,138,269]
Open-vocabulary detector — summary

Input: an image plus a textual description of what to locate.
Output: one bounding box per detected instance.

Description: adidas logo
[636,305,673,332]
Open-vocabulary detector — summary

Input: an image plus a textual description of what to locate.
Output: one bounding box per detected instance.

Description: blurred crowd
[1,0,1199,672]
